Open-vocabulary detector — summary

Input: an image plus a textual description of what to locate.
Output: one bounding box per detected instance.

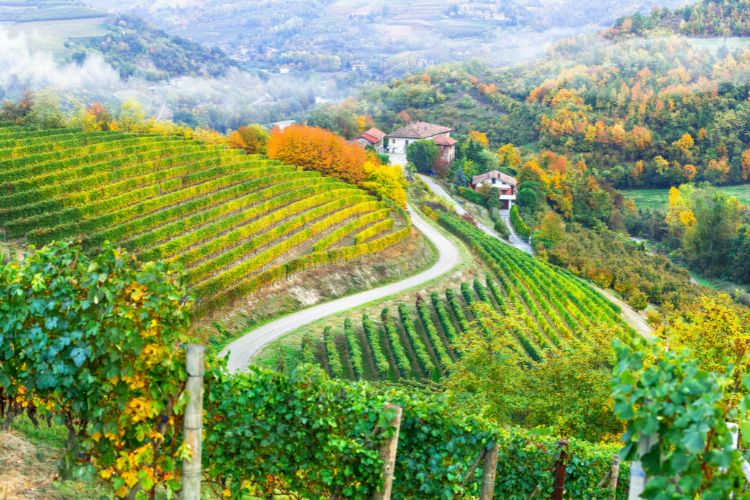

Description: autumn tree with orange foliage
[267,124,367,184]
[228,124,269,154]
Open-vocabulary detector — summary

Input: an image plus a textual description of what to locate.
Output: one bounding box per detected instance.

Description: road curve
[223,205,461,372]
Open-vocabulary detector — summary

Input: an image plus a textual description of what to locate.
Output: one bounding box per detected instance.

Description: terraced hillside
[0,126,410,312]
[294,212,636,381]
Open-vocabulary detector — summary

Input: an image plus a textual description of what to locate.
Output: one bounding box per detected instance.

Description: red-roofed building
[433,134,457,164]
[471,170,518,209]
[350,127,386,149]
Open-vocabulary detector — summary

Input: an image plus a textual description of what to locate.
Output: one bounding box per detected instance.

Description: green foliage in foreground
[613,341,750,498]
[205,362,629,498]
[0,241,192,496]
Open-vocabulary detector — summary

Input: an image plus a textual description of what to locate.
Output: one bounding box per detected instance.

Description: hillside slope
[0,126,409,313]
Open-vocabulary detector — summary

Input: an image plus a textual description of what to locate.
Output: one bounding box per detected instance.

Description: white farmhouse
[384,122,456,165]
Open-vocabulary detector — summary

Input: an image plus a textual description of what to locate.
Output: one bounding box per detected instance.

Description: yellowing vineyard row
[0,126,410,312]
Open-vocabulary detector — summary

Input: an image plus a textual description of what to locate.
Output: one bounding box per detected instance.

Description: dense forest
[611,0,750,37]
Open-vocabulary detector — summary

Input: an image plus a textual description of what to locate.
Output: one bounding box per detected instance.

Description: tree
[682,190,743,274]
[524,329,622,441]
[447,303,621,440]
[117,99,146,131]
[517,187,538,211]
[497,143,522,169]
[445,303,527,424]
[26,91,65,129]
[657,295,750,385]
[534,211,565,249]
[361,162,407,207]
[672,132,694,155]
[267,124,367,184]
[228,124,269,154]
[741,149,750,181]
[468,130,489,148]
[406,139,440,173]
[453,163,468,187]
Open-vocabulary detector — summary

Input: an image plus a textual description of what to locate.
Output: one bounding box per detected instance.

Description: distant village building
[385,121,456,164]
[351,62,369,72]
[350,127,386,149]
[471,170,518,209]
[265,120,296,131]
[278,65,292,74]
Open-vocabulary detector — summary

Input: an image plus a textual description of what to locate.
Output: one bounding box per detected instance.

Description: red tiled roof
[472,170,517,186]
[434,135,457,146]
[352,127,385,145]
[364,127,386,140]
[387,121,453,139]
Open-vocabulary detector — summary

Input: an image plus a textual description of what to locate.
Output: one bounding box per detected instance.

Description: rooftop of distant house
[387,121,453,139]
[433,135,457,146]
[472,170,517,186]
[359,127,386,143]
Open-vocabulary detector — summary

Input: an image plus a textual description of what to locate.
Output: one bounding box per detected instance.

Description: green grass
[623,184,750,210]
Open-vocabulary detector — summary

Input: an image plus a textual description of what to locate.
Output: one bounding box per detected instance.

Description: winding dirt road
[223,205,461,372]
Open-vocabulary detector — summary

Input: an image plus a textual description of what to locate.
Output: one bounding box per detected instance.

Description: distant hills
[81,0,688,77]
[65,15,238,80]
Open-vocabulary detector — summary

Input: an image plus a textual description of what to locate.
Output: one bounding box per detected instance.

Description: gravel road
[223,205,461,372]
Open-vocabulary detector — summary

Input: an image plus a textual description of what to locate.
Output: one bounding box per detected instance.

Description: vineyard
[294,211,637,381]
[0,125,410,312]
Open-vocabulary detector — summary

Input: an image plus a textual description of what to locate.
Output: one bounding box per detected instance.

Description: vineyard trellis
[0,125,410,312]
[286,211,637,382]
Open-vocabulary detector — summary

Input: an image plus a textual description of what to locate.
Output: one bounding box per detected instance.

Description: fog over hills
[83,0,688,72]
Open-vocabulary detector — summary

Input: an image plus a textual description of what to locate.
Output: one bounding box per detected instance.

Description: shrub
[457,186,487,207]
[494,218,511,240]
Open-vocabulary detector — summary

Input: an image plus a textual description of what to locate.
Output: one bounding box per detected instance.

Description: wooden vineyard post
[480,441,499,500]
[551,440,569,500]
[608,455,621,498]
[182,344,205,500]
[374,403,403,500]
[597,455,621,499]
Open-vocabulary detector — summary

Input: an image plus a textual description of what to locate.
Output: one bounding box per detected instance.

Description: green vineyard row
[292,212,635,381]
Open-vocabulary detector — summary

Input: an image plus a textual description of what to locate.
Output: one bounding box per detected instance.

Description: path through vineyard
[224,205,461,372]
[418,174,653,339]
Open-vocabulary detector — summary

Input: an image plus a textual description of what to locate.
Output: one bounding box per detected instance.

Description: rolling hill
[0,125,410,313]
